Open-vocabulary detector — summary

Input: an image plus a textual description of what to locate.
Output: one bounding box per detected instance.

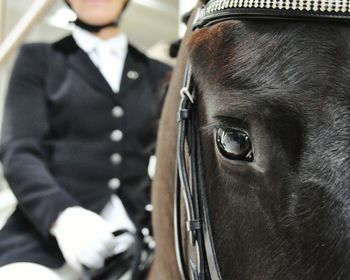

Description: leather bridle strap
[175,62,205,280]
[175,61,222,280]
[194,0,350,29]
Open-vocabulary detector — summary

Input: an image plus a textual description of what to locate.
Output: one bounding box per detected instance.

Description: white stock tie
[97,44,121,93]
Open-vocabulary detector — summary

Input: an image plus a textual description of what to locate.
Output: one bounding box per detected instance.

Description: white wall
[179,0,198,36]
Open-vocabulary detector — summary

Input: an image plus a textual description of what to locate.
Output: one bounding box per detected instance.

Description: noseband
[174,0,350,279]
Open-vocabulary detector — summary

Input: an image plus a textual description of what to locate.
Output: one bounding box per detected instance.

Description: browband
[194,0,350,29]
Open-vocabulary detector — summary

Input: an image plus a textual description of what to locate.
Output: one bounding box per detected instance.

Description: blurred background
[0,0,196,228]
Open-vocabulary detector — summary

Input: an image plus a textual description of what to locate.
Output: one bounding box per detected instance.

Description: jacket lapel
[65,37,145,100]
[118,45,144,97]
[67,37,115,99]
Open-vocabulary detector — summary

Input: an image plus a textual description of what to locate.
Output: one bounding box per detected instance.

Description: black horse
[151,1,350,280]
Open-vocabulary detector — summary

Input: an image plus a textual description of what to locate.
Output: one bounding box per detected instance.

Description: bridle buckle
[180,87,194,104]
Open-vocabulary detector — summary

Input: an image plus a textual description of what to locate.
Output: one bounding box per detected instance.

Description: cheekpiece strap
[186,219,202,231]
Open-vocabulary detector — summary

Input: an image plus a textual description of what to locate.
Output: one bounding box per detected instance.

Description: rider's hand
[50,206,116,272]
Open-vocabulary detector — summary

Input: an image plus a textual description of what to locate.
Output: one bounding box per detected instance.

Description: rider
[0,0,171,278]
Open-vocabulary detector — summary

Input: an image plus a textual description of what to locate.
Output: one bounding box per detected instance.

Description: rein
[174,1,350,279]
[175,62,221,280]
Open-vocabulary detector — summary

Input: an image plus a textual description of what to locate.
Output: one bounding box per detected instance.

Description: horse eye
[216,128,253,162]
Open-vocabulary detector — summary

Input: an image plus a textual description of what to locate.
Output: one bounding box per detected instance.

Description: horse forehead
[189,21,350,87]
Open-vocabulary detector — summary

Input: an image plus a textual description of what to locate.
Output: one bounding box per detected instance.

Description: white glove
[50,207,116,272]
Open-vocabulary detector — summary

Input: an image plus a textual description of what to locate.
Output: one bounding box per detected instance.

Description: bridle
[174,0,350,279]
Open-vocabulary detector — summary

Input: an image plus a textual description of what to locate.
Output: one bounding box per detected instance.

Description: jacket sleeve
[1,44,79,239]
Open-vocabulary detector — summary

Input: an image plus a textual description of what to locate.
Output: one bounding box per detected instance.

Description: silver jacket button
[110,130,123,142]
[110,153,122,165]
[127,70,139,80]
[108,178,121,190]
[112,106,124,118]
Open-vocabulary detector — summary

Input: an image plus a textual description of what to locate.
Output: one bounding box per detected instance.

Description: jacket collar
[72,26,128,57]
[69,44,114,96]
[57,36,145,100]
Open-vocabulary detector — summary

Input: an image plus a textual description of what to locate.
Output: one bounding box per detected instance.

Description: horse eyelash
[200,122,218,137]
[200,119,237,137]
[200,117,249,137]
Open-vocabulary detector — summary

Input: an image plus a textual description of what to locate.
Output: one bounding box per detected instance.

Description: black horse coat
[0,35,171,268]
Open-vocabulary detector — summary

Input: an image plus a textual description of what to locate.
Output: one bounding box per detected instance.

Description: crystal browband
[193,0,350,29]
[206,0,350,13]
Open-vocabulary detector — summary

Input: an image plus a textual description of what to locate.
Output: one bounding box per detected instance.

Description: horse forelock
[186,20,350,279]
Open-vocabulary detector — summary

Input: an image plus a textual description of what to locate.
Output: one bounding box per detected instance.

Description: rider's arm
[1,44,79,239]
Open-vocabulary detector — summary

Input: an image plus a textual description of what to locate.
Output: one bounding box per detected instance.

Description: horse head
[152,1,350,279]
[190,20,350,279]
